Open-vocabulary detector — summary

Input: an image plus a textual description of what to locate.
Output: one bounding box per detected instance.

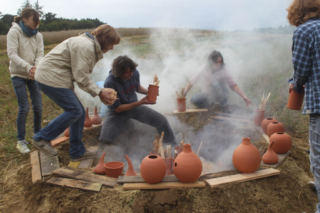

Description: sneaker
[32,139,57,157]
[70,149,97,161]
[16,140,30,154]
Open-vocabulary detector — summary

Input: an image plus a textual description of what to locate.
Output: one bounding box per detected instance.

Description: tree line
[0,0,105,35]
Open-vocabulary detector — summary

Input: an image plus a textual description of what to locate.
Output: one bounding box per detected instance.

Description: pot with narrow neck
[94,152,106,175]
[84,107,92,128]
[124,155,137,176]
[91,106,102,125]
[262,141,279,164]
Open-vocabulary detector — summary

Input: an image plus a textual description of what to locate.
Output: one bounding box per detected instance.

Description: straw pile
[176,87,186,99]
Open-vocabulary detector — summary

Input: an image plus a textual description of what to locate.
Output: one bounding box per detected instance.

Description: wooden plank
[83,124,102,131]
[117,175,179,183]
[78,146,97,169]
[205,168,280,188]
[123,181,206,190]
[210,116,251,123]
[40,152,60,176]
[199,170,239,180]
[68,161,81,169]
[51,136,69,147]
[30,150,42,183]
[173,109,208,114]
[47,177,101,192]
[53,167,117,188]
[262,134,270,144]
[216,112,252,120]
[260,151,290,168]
[253,125,264,134]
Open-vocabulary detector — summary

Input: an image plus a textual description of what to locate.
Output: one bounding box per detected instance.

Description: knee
[19,104,29,115]
[70,107,85,120]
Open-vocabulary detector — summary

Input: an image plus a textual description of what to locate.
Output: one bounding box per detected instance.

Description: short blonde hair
[287,0,320,27]
[91,25,121,49]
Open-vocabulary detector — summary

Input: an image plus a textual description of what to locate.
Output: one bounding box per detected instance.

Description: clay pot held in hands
[94,152,106,175]
[254,109,265,126]
[177,98,186,112]
[84,107,92,128]
[104,161,124,178]
[91,106,102,125]
[124,155,137,176]
[267,121,284,137]
[173,144,202,183]
[64,127,70,137]
[261,118,277,134]
[269,132,292,154]
[140,155,166,184]
[262,141,279,164]
[287,90,304,110]
[163,157,174,175]
[232,138,261,173]
[147,85,159,102]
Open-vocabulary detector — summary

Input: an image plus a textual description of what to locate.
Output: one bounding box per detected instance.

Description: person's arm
[136,85,148,95]
[184,81,193,95]
[114,96,155,113]
[233,85,253,107]
[34,33,44,66]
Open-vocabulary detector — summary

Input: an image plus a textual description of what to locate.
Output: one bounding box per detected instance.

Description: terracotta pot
[147,85,159,102]
[84,107,92,128]
[64,127,70,137]
[94,152,106,175]
[173,144,202,183]
[232,137,261,173]
[140,155,166,184]
[91,106,102,125]
[124,155,137,176]
[177,98,186,112]
[163,157,174,175]
[267,121,285,137]
[262,141,279,164]
[287,90,304,110]
[261,118,277,134]
[254,109,265,126]
[269,132,292,154]
[104,161,124,178]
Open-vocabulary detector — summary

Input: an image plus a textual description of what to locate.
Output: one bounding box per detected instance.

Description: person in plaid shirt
[287,0,320,212]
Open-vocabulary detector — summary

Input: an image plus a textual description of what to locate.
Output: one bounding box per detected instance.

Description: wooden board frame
[123,181,206,190]
[47,177,101,192]
[30,150,42,183]
[173,109,208,114]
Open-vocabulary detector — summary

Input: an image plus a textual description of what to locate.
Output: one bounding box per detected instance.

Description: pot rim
[104,161,124,170]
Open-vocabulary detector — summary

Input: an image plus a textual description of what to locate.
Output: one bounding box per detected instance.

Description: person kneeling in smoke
[100,55,177,144]
[184,50,252,113]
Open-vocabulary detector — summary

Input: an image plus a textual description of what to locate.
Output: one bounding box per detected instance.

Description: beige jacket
[35,33,103,97]
[7,22,44,79]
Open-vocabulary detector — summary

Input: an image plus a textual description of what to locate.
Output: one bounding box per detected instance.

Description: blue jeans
[11,77,42,140]
[33,82,86,159]
[309,114,320,213]
[191,81,229,108]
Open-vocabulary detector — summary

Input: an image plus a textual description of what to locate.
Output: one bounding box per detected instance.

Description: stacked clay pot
[254,109,265,126]
[232,138,261,173]
[140,155,166,184]
[262,141,279,164]
[261,118,277,134]
[173,144,202,183]
[267,121,284,137]
[269,132,292,154]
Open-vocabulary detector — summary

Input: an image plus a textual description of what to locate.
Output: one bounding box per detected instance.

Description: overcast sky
[1,0,293,31]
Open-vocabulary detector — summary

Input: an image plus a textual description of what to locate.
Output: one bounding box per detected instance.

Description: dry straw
[259,92,271,110]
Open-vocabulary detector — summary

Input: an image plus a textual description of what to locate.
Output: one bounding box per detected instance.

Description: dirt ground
[0,105,318,213]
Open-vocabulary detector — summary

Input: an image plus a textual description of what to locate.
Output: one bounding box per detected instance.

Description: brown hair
[208,50,225,69]
[14,8,40,27]
[111,56,138,77]
[91,25,121,50]
[287,0,320,27]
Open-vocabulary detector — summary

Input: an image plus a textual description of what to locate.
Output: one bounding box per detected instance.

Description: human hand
[243,96,253,107]
[29,67,36,80]
[140,96,156,105]
[99,90,116,105]
[289,83,294,93]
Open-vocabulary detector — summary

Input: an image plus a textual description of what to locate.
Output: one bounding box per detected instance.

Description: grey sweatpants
[309,114,320,213]
[99,105,176,144]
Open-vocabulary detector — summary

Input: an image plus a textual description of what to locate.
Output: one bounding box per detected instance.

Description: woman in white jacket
[7,8,44,154]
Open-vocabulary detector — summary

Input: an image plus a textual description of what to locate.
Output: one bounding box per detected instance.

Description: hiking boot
[32,139,57,157]
[16,140,30,154]
[70,149,97,162]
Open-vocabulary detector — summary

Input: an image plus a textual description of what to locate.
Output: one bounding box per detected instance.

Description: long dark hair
[111,56,138,77]
[208,50,225,69]
[14,8,40,26]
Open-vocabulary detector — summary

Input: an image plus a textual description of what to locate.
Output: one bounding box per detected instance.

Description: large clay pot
[177,98,186,112]
[173,144,202,183]
[287,90,304,110]
[84,107,92,128]
[104,161,124,178]
[94,152,106,175]
[262,141,279,164]
[124,155,137,176]
[232,138,261,173]
[147,85,159,102]
[163,157,174,175]
[261,118,277,134]
[269,132,292,154]
[91,106,102,125]
[254,109,265,126]
[267,121,284,137]
[64,127,70,137]
[140,155,166,184]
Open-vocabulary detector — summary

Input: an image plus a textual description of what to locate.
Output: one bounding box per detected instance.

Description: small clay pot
[261,118,277,134]
[232,138,261,173]
[287,90,304,110]
[173,144,202,183]
[64,127,70,137]
[269,132,292,154]
[147,85,159,102]
[84,107,92,128]
[163,157,174,175]
[267,121,284,137]
[254,109,265,126]
[177,98,186,112]
[262,141,279,164]
[140,155,166,184]
[91,106,102,125]
[124,155,137,176]
[94,152,106,175]
[104,161,124,178]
